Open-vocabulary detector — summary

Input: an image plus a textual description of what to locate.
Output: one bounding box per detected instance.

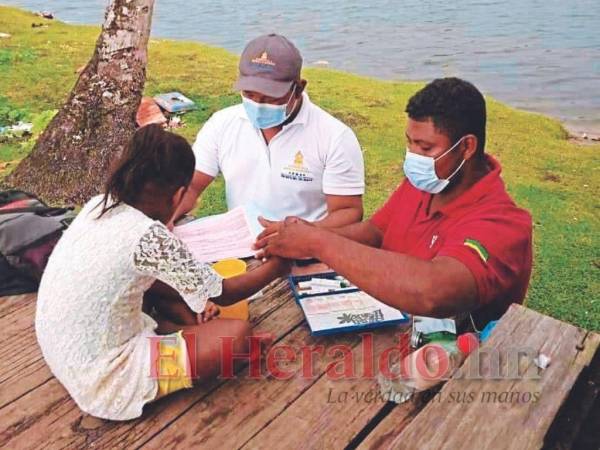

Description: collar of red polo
[424,154,504,218]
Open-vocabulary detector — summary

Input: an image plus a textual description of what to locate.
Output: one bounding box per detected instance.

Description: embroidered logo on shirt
[293,151,304,168]
[464,238,489,263]
[281,150,314,182]
[429,234,439,249]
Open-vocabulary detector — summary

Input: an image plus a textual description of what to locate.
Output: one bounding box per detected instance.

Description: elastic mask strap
[284,84,298,119]
[435,136,467,181]
[446,157,466,181]
[434,136,464,162]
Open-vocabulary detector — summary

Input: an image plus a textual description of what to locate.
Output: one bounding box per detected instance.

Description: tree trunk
[6,0,155,204]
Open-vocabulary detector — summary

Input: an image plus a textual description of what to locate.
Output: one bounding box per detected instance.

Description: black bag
[0,190,75,296]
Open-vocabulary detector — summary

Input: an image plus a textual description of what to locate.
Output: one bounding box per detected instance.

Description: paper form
[174,206,260,263]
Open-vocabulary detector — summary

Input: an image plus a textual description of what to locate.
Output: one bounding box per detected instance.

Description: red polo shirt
[370,155,532,323]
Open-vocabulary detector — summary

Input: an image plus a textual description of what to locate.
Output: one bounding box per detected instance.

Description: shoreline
[561,122,600,143]
[2,6,599,140]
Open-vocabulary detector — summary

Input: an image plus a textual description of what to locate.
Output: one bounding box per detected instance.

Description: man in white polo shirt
[172,34,365,227]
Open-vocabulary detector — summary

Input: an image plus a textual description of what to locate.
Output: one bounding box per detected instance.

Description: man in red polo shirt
[255,77,532,326]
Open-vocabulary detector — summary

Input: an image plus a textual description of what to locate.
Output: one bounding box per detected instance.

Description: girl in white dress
[35,125,288,420]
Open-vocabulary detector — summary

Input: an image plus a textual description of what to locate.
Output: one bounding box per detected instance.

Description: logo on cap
[251,52,276,67]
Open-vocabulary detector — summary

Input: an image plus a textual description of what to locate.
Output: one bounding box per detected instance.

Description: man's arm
[254,216,382,253]
[170,171,214,226]
[313,194,363,228]
[260,223,478,318]
[328,219,383,247]
[253,195,365,246]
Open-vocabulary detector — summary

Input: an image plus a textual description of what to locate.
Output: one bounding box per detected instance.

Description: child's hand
[197,301,220,323]
[264,255,292,278]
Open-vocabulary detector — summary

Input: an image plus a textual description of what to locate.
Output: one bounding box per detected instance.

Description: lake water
[3,0,600,134]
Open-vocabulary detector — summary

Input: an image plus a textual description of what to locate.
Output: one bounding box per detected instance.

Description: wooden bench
[1,277,598,449]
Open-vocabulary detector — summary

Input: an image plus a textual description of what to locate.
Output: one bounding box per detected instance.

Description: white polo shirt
[192,93,365,221]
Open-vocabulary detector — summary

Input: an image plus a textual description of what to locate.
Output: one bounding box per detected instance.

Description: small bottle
[411,330,456,349]
[379,333,479,404]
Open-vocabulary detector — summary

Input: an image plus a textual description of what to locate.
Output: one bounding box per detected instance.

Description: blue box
[288,272,409,336]
[154,92,197,113]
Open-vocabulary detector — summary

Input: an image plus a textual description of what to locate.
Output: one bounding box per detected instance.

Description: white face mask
[241,85,298,129]
[403,137,466,194]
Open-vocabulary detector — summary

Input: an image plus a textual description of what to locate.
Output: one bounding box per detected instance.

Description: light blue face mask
[241,86,298,129]
[403,137,466,194]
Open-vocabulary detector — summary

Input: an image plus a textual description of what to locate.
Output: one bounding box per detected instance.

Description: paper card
[413,316,456,335]
[299,291,406,334]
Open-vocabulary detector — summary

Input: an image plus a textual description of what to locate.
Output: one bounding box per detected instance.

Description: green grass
[1,6,598,330]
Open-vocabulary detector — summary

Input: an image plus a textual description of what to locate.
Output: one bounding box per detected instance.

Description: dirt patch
[365,98,392,108]
[330,110,370,127]
[542,171,561,183]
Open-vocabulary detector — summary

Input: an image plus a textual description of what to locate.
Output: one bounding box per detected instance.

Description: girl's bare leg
[155,316,255,383]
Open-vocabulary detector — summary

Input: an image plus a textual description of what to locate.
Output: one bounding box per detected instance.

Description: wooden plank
[543,343,600,449]
[0,338,51,410]
[141,321,363,449]
[0,294,53,409]
[356,394,430,450]
[0,293,36,321]
[383,304,600,450]
[249,275,294,328]
[0,377,80,450]
[0,277,301,450]
[241,326,412,450]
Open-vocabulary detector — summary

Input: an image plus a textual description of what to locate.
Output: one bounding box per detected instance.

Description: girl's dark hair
[97,124,195,218]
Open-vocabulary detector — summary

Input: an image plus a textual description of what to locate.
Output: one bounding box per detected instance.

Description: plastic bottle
[410,330,456,348]
[379,332,479,404]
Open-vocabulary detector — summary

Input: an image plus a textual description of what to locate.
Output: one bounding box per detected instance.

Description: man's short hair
[406,77,487,157]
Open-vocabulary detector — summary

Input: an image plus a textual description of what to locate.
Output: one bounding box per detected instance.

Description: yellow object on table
[211,259,249,321]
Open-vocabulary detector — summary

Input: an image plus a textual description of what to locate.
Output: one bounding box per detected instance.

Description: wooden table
[1,276,598,449]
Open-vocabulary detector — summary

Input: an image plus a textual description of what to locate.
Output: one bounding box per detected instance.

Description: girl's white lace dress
[35,195,222,420]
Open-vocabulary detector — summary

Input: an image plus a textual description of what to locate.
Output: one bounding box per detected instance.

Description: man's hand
[197,301,220,323]
[256,221,322,260]
[254,216,282,243]
[254,216,310,241]
[253,216,313,258]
